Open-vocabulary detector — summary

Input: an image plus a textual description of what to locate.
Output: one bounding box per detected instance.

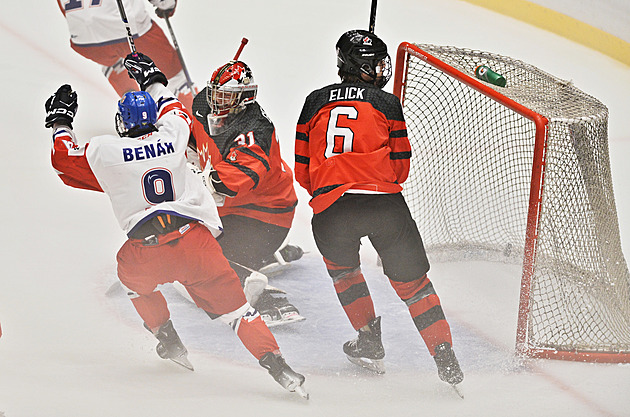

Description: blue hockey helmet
[115,91,158,137]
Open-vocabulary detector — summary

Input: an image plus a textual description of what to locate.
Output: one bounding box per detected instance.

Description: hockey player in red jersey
[56,0,196,108]
[188,59,305,327]
[295,29,463,387]
[45,52,307,398]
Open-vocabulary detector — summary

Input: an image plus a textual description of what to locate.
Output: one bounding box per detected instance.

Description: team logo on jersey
[228,150,238,162]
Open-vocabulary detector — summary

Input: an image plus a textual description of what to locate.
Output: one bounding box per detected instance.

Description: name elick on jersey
[122,141,175,162]
[329,86,365,101]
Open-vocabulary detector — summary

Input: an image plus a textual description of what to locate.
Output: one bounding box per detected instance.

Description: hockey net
[393,42,630,362]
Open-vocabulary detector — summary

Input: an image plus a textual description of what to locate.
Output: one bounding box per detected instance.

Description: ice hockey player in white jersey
[45,52,307,399]
[56,0,196,108]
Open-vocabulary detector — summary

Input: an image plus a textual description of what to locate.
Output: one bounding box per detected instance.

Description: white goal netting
[396,43,630,361]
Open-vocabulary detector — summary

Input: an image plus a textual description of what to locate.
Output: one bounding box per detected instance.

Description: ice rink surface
[0,1,629,416]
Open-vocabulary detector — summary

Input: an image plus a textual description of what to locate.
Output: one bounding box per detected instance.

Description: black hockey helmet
[336,29,392,88]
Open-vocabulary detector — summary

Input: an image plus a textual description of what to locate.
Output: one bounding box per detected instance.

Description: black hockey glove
[45,84,78,129]
[149,0,177,18]
[123,52,168,91]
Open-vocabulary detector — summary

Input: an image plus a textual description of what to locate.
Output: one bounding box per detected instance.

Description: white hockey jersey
[57,0,152,46]
[51,84,223,238]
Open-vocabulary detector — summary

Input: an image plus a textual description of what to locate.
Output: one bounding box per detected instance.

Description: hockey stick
[164,16,195,93]
[114,0,138,55]
[369,0,378,33]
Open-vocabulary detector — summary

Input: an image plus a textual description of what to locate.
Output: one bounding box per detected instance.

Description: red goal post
[392,42,630,363]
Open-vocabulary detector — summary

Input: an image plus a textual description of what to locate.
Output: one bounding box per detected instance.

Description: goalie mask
[206,61,257,119]
[115,91,158,137]
[336,29,392,88]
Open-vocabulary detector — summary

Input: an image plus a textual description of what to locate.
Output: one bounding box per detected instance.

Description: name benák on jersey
[329,86,365,101]
[123,141,175,162]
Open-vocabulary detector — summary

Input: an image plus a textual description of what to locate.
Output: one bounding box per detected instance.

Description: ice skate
[259,352,309,399]
[343,316,386,374]
[433,342,463,386]
[255,289,305,327]
[145,320,194,371]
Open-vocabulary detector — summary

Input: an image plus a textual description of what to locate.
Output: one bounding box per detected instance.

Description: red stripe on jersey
[191,115,297,228]
[158,101,191,129]
[51,130,103,192]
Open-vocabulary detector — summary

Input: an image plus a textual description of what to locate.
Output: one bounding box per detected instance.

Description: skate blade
[170,355,194,371]
[264,314,306,328]
[451,384,464,399]
[346,355,386,374]
[282,377,309,400]
[293,385,310,400]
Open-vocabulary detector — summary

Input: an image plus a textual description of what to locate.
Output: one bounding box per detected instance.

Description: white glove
[187,162,226,207]
[148,0,176,18]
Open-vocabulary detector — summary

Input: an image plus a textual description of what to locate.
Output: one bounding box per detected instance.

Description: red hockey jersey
[190,93,297,228]
[295,83,411,213]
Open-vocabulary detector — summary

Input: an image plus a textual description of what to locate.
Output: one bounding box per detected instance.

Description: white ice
[0,1,629,416]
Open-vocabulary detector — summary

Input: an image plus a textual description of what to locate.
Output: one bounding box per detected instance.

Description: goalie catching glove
[123,52,168,91]
[187,163,227,207]
[45,84,78,129]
